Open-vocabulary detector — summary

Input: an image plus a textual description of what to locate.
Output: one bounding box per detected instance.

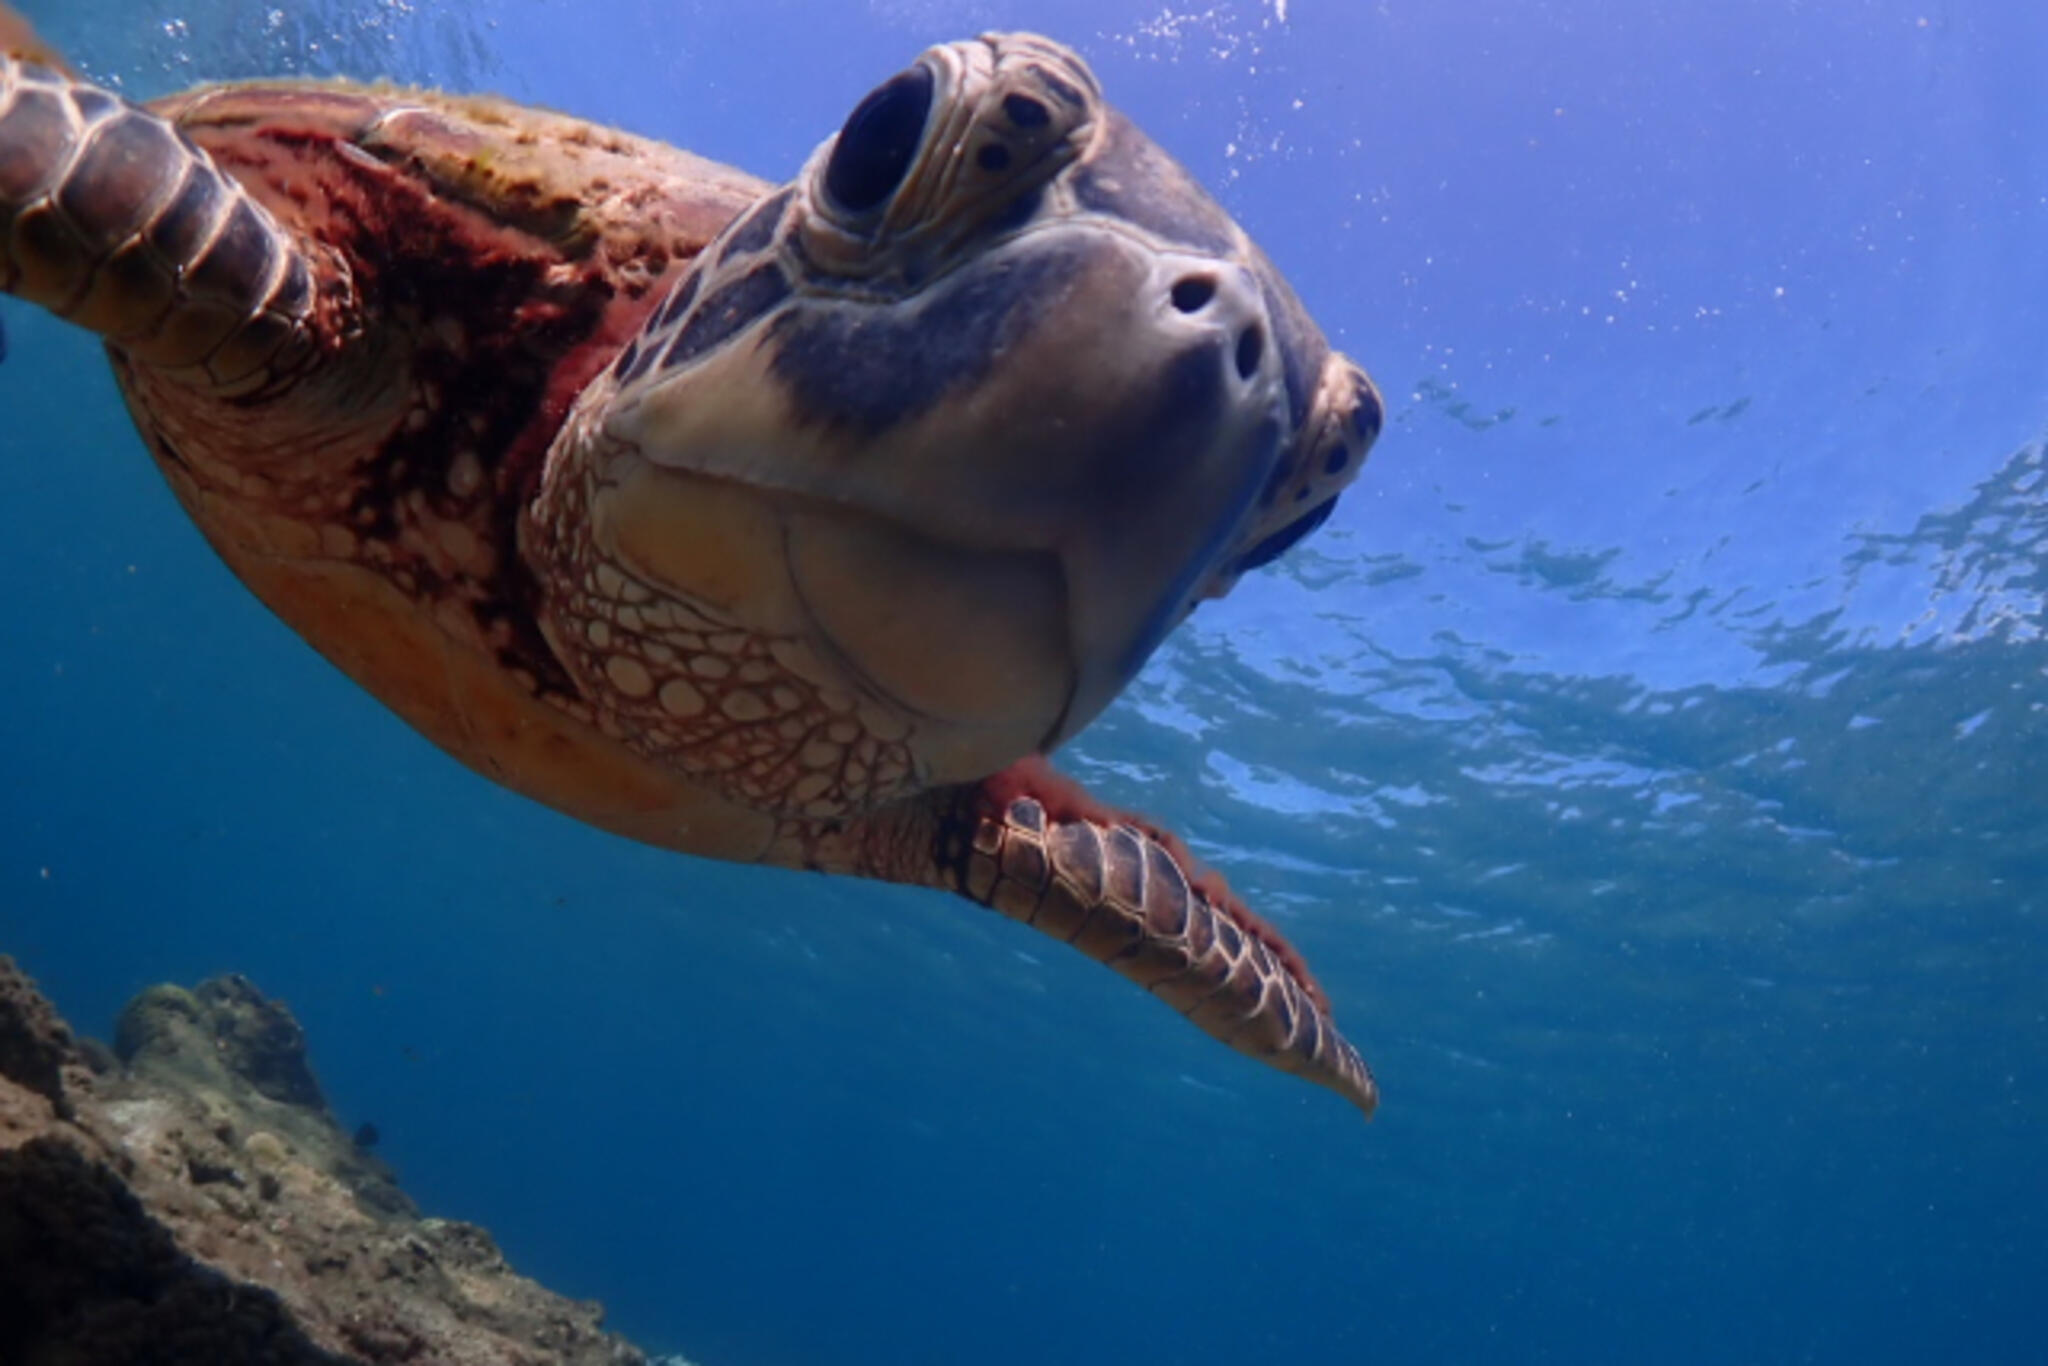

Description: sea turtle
[1,11,1383,1115]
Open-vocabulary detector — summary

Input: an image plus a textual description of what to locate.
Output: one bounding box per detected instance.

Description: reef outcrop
[0,956,662,1366]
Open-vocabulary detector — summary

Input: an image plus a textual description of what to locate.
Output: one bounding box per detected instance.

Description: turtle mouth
[1230,496,1339,576]
[1194,355,1381,600]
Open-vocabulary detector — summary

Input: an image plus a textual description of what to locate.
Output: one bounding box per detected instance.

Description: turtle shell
[107,80,795,858]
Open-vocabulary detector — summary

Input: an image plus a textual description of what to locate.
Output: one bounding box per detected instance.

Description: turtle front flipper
[0,48,322,393]
[807,758,1379,1117]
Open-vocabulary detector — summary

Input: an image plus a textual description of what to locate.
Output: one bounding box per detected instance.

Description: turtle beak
[1195,352,1381,600]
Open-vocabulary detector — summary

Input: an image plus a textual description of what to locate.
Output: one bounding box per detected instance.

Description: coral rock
[0,956,658,1366]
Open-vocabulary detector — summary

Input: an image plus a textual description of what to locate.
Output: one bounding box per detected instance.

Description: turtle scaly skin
[2,16,1382,1116]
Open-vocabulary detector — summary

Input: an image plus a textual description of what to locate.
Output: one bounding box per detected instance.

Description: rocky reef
[0,956,667,1366]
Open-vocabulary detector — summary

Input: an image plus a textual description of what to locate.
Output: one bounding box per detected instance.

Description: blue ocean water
[3,0,2044,1362]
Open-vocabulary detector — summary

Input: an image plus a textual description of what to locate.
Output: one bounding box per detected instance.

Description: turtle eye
[824,65,934,214]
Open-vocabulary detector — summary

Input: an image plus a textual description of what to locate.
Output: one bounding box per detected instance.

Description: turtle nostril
[1170,275,1216,313]
[1234,324,1265,379]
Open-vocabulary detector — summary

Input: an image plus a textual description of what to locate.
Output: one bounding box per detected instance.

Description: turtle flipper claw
[0,48,318,390]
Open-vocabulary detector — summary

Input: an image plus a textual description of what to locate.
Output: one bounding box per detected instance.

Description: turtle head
[543,34,1377,807]
[795,34,1383,619]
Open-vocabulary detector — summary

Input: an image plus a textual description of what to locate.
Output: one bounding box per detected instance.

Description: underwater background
[3,0,2044,1362]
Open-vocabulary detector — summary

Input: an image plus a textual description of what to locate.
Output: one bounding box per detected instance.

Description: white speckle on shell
[447,449,484,498]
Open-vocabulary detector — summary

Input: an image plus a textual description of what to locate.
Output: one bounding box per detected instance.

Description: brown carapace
[1,12,1382,1116]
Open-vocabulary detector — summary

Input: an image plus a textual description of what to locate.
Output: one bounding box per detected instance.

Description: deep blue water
[4,2,2045,1363]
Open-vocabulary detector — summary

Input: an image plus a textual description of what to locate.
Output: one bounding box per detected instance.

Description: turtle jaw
[1189,349,1384,605]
